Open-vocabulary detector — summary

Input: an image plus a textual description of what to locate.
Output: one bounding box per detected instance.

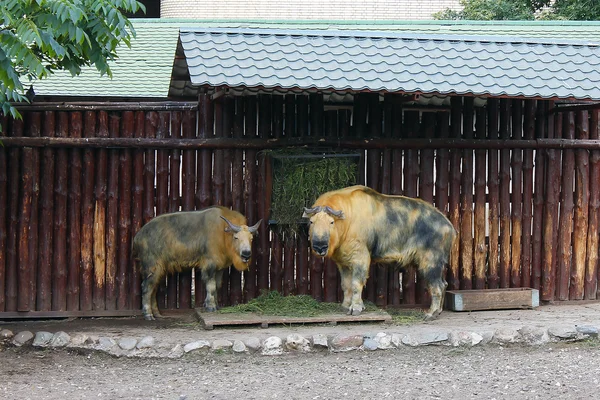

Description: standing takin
[303,185,457,320]
[132,206,261,320]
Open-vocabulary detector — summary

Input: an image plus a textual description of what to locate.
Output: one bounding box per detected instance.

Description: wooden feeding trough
[445,288,540,312]
[195,309,392,330]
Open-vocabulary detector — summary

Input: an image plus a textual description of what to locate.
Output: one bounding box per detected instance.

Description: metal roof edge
[179,27,600,46]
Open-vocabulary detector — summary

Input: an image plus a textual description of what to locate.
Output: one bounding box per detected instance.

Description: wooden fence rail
[1,95,599,317]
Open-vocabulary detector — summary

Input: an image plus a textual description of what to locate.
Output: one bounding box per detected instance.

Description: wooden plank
[0,310,141,319]
[445,288,539,312]
[80,111,96,311]
[487,99,500,289]
[586,110,600,300]
[92,111,108,311]
[5,118,21,311]
[473,107,487,290]
[498,99,511,288]
[459,97,474,290]
[521,100,535,289]
[131,111,146,309]
[18,114,34,311]
[448,97,462,291]
[180,110,196,309]
[533,101,550,292]
[195,309,392,330]
[510,100,523,288]
[105,114,120,310]
[0,116,7,311]
[243,96,258,301]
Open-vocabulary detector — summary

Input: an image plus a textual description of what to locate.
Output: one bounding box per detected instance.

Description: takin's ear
[302,211,309,219]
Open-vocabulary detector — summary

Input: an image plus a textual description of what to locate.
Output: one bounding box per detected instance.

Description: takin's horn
[248,219,262,234]
[220,216,242,233]
[324,206,345,219]
[302,206,323,218]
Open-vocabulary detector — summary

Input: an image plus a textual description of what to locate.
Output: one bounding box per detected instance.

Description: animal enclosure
[0,92,599,317]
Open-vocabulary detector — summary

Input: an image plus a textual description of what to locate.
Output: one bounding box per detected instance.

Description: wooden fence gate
[0,93,599,317]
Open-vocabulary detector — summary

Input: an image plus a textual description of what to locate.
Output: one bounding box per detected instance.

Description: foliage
[268,149,359,239]
[218,291,378,317]
[433,0,600,20]
[387,308,427,325]
[0,0,145,119]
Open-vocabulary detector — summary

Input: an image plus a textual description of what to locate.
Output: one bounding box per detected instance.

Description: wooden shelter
[1,20,600,318]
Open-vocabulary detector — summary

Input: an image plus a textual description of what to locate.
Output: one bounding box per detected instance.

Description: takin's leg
[338,265,353,310]
[420,260,447,320]
[347,252,371,316]
[141,261,164,321]
[151,281,163,319]
[202,265,219,312]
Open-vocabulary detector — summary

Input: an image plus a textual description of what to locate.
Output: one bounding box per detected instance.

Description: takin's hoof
[143,314,156,321]
[204,306,217,312]
[423,311,442,321]
[346,305,364,316]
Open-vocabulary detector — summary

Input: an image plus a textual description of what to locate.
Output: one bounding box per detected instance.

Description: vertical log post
[243,96,258,301]
[510,101,523,288]
[473,107,487,290]
[270,95,284,295]
[117,112,134,310]
[402,110,420,304]
[67,112,82,311]
[0,117,7,311]
[196,95,213,306]
[532,102,550,292]
[54,112,69,311]
[17,114,35,311]
[295,95,309,296]
[541,104,560,300]
[105,114,120,310]
[570,110,589,300]
[521,100,536,289]
[143,112,158,303]
[165,111,181,309]
[131,111,145,309]
[448,97,462,291]
[256,94,271,295]
[283,94,297,297]
[309,93,324,301]
[27,113,41,309]
[5,118,22,311]
[80,111,96,311]
[498,99,512,288]
[218,98,233,306]
[487,99,500,289]
[459,98,474,290]
[557,111,575,301]
[230,97,246,305]
[586,110,600,299]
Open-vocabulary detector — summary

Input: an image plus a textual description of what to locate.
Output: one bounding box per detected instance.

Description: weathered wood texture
[1,96,598,318]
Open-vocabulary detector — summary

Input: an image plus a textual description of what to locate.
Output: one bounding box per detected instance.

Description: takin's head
[302,205,345,257]
[220,216,262,266]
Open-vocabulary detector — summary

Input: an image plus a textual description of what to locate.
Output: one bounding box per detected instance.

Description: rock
[285,334,311,352]
[168,344,184,359]
[548,326,579,340]
[232,340,247,353]
[136,336,155,349]
[212,339,233,351]
[69,334,93,347]
[391,333,403,347]
[493,328,521,344]
[312,334,329,349]
[183,340,210,353]
[448,331,483,347]
[576,325,599,337]
[402,332,449,347]
[50,331,70,348]
[118,337,138,351]
[478,331,495,345]
[261,336,283,356]
[0,329,14,340]
[97,337,117,351]
[519,326,549,345]
[362,338,378,351]
[244,337,261,352]
[12,331,34,347]
[330,335,364,352]
[32,331,54,347]
[373,332,395,349]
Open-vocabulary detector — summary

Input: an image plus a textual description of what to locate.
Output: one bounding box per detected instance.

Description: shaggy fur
[303,185,457,319]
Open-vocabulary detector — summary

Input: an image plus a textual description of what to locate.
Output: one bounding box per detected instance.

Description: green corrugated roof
[30,20,180,98]
[30,19,600,99]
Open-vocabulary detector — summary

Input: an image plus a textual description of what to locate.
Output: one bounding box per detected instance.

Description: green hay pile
[387,309,426,325]
[268,150,359,238]
[218,291,377,317]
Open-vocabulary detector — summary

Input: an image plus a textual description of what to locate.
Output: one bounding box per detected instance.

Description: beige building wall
[160,0,462,20]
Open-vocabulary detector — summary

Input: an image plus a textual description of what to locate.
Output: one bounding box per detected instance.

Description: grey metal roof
[180,28,600,101]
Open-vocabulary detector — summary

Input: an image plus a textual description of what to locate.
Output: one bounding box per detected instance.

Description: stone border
[1,324,598,359]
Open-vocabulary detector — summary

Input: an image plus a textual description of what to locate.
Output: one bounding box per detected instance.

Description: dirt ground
[2,342,600,400]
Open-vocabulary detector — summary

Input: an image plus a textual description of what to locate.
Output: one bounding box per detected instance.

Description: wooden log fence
[1,96,600,317]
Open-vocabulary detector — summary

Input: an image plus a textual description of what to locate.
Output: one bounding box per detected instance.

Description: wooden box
[445,288,539,312]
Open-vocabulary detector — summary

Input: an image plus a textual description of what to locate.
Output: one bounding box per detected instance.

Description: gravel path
[2,343,600,400]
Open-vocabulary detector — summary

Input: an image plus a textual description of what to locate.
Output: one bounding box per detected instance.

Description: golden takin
[132,206,261,320]
[303,185,456,320]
